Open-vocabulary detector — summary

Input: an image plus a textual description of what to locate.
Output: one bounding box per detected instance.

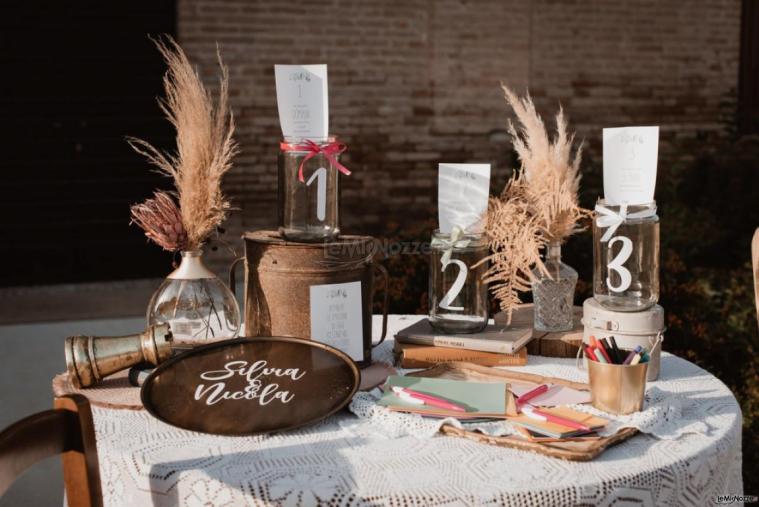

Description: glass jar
[278,137,342,242]
[593,200,659,312]
[147,250,241,345]
[532,241,578,332]
[428,230,489,333]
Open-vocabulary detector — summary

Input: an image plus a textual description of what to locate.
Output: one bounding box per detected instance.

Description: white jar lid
[582,297,664,335]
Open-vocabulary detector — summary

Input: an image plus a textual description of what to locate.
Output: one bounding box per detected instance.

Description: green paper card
[378,375,511,418]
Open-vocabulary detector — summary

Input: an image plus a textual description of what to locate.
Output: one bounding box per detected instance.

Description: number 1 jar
[428,230,489,333]
[278,137,345,242]
[593,200,659,311]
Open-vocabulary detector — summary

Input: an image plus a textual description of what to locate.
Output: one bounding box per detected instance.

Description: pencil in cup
[586,347,649,415]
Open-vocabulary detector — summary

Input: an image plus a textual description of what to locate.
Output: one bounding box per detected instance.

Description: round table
[75,315,743,506]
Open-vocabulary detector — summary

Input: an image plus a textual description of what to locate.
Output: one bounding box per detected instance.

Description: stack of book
[393,319,532,368]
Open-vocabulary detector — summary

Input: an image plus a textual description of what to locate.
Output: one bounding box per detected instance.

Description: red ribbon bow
[280,140,351,183]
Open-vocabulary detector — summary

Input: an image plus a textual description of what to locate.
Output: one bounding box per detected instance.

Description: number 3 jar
[593,200,659,311]
[428,229,489,333]
[278,137,350,242]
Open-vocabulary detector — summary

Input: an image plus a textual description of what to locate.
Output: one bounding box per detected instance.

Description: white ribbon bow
[595,202,657,242]
[431,226,471,265]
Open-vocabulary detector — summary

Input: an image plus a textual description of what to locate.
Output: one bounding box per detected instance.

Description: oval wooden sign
[141,337,360,436]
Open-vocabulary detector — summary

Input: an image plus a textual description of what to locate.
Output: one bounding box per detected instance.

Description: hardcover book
[395,319,533,354]
[393,341,528,368]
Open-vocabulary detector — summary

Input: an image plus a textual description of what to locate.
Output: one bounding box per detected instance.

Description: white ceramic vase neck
[168,250,216,280]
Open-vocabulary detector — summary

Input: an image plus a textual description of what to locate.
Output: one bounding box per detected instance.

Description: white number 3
[606,236,633,292]
[440,259,468,311]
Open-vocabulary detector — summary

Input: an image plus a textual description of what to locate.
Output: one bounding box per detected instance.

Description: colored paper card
[603,126,659,205]
[378,375,514,418]
[309,281,363,361]
[438,163,491,234]
[274,64,329,140]
[510,384,591,406]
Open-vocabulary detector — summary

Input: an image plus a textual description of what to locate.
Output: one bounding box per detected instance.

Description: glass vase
[428,230,489,334]
[532,242,577,332]
[147,250,241,346]
[278,137,341,242]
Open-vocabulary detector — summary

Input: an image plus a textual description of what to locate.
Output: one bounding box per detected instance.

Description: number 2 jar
[428,230,489,333]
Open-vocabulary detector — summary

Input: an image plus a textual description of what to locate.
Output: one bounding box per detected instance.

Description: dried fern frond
[477,175,549,324]
[128,36,237,251]
[501,84,590,243]
[130,191,188,252]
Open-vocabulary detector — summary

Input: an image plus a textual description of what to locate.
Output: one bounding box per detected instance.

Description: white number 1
[306,167,327,221]
[439,259,468,311]
[606,236,633,292]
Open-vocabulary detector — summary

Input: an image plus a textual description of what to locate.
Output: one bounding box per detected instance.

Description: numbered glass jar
[593,200,659,311]
[428,230,489,333]
[278,137,342,242]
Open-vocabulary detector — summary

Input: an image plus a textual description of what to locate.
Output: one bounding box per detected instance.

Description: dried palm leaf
[501,85,590,243]
[482,87,590,317]
[128,36,237,251]
[477,175,549,324]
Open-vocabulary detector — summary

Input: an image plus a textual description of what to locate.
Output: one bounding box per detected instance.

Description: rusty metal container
[230,230,388,367]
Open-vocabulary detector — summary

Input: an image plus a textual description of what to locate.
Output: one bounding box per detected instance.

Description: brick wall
[177,0,740,269]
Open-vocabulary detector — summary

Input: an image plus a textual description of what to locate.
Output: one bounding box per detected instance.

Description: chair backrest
[753,228,759,330]
[0,394,101,507]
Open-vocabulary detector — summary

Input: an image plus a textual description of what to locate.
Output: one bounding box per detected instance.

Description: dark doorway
[0,1,177,287]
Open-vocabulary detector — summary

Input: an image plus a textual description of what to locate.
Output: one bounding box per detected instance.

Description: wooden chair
[0,394,102,507]
[753,228,759,329]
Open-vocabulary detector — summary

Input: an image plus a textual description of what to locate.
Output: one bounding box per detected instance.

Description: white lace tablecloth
[90,315,743,506]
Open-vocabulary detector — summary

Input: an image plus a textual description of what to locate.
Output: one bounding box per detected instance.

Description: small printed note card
[438,163,491,234]
[274,64,329,140]
[603,126,659,205]
[309,281,363,361]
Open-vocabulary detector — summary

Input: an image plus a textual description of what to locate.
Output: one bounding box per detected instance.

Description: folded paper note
[378,375,516,419]
[602,126,659,205]
[438,163,491,234]
[274,64,329,140]
[309,281,363,361]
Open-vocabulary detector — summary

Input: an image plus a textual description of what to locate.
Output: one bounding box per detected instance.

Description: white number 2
[306,167,327,221]
[439,259,468,311]
[606,236,633,292]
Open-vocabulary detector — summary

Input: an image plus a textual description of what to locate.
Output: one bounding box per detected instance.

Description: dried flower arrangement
[129,36,237,253]
[481,85,590,323]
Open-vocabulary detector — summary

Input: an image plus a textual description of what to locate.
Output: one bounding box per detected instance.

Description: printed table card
[438,163,491,234]
[603,126,659,205]
[309,281,363,361]
[274,64,329,140]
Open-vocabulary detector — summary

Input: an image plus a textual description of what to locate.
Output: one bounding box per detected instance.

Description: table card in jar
[428,164,491,333]
[594,126,660,311]
[274,64,350,242]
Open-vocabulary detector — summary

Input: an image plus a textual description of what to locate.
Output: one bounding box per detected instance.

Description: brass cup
[587,357,648,415]
[65,324,173,388]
